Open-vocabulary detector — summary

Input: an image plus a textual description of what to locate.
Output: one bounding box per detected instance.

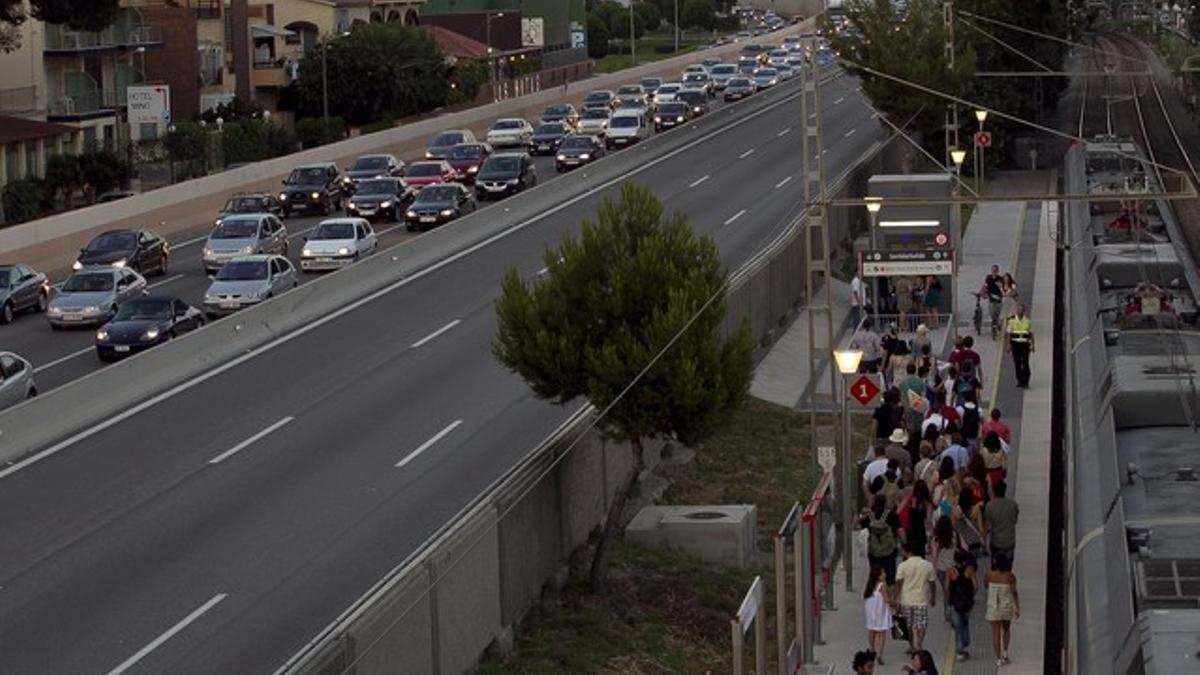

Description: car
[202,214,288,274]
[403,160,457,187]
[724,77,757,101]
[203,255,297,317]
[74,229,169,276]
[653,82,683,105]
[345,178,412,222]
[576,107,611,136]
[0,264,49,324]
[815,47,835,67]
[768,49,789,67]
[555,134,605,172]
[529,122,572,155]
[581,90,616,111]
[737,57,759,75]
[445,143,493,183]
[279,162,344,217]
[701,57,721,68]
[96,190,135,203]
[475,152,538,201]
[617,84,649,108]
[344,154,404,192]
[682,72,714,98]
[0,351,36,410]
[405,183,475,230]
[605,110,649,149]
[681,64,708,79]
[653,102,692,132]
[753,67,780,89]
[425,129,477,159]
[709,63,738,90]
[783,35,801,49]
[776,64,797,81]
[740,43,768,62]
[48,267,147,328]
[786,54,806,68]
[95,296,204,361]
[539,103,579,128]
[639,76,663,96]
[486,118,535,148]
[216,192,283,226]
[300,218,379,271]
[675,90,710,117]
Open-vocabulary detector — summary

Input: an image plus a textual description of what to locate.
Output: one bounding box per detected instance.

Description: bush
[588,14,611,59]
[78,146,132,198]
[44,153,81,208]
[265,122,298,157]
[359,117,396,135]
[295,117,346,149]
[2,177,49,225]
[222,119,297,164]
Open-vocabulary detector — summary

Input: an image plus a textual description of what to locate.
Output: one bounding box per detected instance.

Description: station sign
[859,249,954,277]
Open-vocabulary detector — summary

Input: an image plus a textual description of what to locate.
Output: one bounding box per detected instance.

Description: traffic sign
[127,85,171,124]
[933,232,949,247]
[849,374,881,407]
[974,131,992,148]
[817,445,837,473]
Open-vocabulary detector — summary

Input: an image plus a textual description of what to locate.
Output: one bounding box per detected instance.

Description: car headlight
[508,178,520,185]
[82,305,99,314]
[311,192,321,200]
[96,329,109,341]
[579,153,590,160]
[425,151,434,159]
[677,116,685,122]
[143,328,160,340]
[302,248,312,257]
[72,260,83,270]
[556,154,566,161]
[440,209,454,217]
[337,247,351,256]
[203,247,213,256]
[694,106,702,113]
[379,200,392,209]
[279,193,288,200]
[243,290,261,300]
[467,165,479,173]
[342,177,352,184]
[204,293,218,302]
[214,218,223,226]
[347,202,358,210]
[654,116,662,123]
[111,259,127,269]
[406,210,417,218]
[48,306,62,316]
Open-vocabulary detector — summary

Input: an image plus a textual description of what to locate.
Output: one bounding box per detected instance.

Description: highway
[0,70,882,674]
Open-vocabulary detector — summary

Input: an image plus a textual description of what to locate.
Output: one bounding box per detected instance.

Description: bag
[867,511,897,558]
[950,566,976,613]
[954,515,983,554]
[961,404,981,439]
[891,614,911,641]
[855,527,870,559]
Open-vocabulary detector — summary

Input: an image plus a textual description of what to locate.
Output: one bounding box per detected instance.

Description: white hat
[889,428,908,444]
[916,324,929,334]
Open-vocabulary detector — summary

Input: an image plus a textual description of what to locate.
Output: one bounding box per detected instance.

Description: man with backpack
[958,390,983,449]
[894,539,937,654]
[860,494,901,584]
[947,549,978,661]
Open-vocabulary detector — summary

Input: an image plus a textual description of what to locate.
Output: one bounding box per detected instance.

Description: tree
[681,0,717,31]
[293,23,448,126]
[587,14,611,59]
[635,2,662,33]
[295,117,346,149]
[163,121,210,178]
[78,146,132,201]
[493,182,753,594]
[0,0,121,36]
[44,154,81,209]
[2,178,49,225]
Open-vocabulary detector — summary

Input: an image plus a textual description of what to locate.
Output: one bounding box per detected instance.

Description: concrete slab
[626,505,758,569]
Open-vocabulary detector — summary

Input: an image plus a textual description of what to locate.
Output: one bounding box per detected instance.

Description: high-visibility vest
[1006,315,1032,342]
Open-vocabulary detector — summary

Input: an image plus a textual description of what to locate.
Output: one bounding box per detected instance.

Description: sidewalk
[781,171,1055,675]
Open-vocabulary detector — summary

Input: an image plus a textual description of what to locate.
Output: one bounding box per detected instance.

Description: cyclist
[982,265,1004,338]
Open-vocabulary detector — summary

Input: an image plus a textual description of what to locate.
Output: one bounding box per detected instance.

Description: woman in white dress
[864,565,894,665]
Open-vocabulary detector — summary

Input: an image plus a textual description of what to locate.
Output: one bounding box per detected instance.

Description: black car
[0,264,49,324]
[425,129,476,160]
[344,154,404,192]
[529,122,571,155]
[346,178,413,222]
[279,163,344,217]
[475,153,538,201]
[539,103,578,127]
[95,296,204,362]
[216,192,283,226]
[555,135,605,172]
[74,229,169,276]
[405,184,476,230]
[676,90,710,117]
[581,90,616,112]
[653,102,692,132]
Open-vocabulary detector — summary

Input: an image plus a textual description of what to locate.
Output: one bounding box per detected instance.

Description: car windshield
[585,92,611,102]
[419,186,458,202]
[62,272,114,292]
[351,156,389,171]
[678,92,703,103]
[640,78,661,87]
[771,50,787,57]
[355,180,396,195]
[712,65,736,74]
[406,163,442,177]
[658,84,680,92]
[757,69,778,77]
[87,232,136,252]
[448,145,485,160]
[0,269,11,286]
[287,167,327,184]
[114,299,172,321]
[223,196,265,213]
[561,137,592,150]
[684,74,706,82]
[535,123,566,135]
[431,132,463,147]
[618,86,642,95]
[311,222,355,239]
[544,105,570,115]
[211,220,258,239]
[493,120,523,130]
[582,109,609,119]
[483,157,520,173]
[659,103,687,114]
[610,116,639,128]
[729,78,751,87]
[216,260,268,281]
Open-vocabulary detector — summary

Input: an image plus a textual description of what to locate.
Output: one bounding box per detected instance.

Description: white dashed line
[844,128,857,138]
[148,273,185,289]
[209,417,294,464]
[738,148,756,159]
[104,594,228,675]
[724,209,747,226]
[410,319,462,348]
[33,347,92,373]
[396,419,463,468]
[775,176,793,189]
[834,97,845,105]
[777,128,791,137]
[688,174,711,188]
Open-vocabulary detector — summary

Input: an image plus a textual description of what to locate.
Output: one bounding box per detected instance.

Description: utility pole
[630,3,636,66]
[675,0,680,53]
[944,0,959,168]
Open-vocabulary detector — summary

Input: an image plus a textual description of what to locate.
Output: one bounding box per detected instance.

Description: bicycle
[973,292,984,336]
[988,295,1003,341]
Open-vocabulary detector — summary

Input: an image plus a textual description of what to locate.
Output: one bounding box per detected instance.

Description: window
[0,354,19,378]
[24,141,38,177]
[4,143,19,181]
[270,259,282,275]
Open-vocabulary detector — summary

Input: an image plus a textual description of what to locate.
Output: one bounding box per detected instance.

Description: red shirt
[981,419,1011,444]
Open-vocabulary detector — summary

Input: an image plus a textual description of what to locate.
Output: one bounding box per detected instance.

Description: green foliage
[199,97,264,125]
[43,153,81,206]
[221,119,296,164]
[78,146,132,198]
[359,116,396,135]
[162,121,208,164]
[22,0,118,32]
[295,117,346,149]
[450,60,489,103]
[587,14,611,59]
[1,177,49,225]
[294,23,448,126]
[264,121,298,157]
[635,2,662,32]
[681,0,717,31]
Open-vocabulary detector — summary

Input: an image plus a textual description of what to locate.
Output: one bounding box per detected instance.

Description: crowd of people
[850,274,947,333]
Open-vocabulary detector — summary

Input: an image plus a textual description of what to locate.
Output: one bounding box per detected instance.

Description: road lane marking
[844,128,857,138]
[688,174,710,188]
[724,209,747,226]
[775,176,793,189]
[104,593,227,675]
[536,267,549,276]
[738,148,756,159]
[396,420,463,468]
[822,148,829,155]
[33,346,93,373]
[377,223,406,237]
[208,417,294,464]
[410,319,462,348]
[834,96,845,105]
[777,127,791,137]
[148,273,185,289]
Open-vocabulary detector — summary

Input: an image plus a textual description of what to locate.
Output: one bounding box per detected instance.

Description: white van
[605,110,650,149]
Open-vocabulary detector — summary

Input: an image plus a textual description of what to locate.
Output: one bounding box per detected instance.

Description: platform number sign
[849,375,881,407]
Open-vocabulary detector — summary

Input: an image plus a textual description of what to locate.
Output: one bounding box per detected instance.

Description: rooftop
[0,116,78,145]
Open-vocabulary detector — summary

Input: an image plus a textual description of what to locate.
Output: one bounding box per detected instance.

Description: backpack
[867,511,897,558]
[950,564,976,613]
[961,404,981,439]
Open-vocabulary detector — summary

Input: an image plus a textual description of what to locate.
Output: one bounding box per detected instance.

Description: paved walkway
[780,171,1056,674]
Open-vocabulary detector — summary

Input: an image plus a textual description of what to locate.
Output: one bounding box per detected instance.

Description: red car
[444,143,492,184]
[403,160,456,187]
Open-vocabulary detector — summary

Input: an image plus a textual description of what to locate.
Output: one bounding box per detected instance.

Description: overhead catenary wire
[956,16,1054,73]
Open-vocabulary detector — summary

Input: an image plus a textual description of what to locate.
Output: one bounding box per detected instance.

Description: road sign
[817,445,837,473]
[849,374,881,407]
[859,249,954,277]
[974,131,992,148]
[933,232,949,247]
[127,85,171,124]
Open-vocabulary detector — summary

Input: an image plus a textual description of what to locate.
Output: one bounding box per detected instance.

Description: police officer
[1004,302,1034,388]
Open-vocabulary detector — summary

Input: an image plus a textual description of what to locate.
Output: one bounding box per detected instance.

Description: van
[605,110,650,149]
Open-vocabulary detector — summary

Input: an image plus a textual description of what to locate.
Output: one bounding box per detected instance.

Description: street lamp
[949,148,968,344]
[629,3,636,67]
[865,197,882,323]
[486,12,505,102]
[974,109,988,193]
[833,347,863,591]
[321,31,350,125]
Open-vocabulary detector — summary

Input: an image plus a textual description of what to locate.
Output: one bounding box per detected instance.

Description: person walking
[1001,272,1019,318]
[852,649,878,674]
[863,566,893,665]
[930,515,957,621]
[901,479,934,559]
[902,649,939,675]
[984,480,1020,561]
[982,431,1008,490]
[871,388,904,448]
[885,428,912,473]
[896,274,914,331]
[852,318,884,374]
[898,362,927,434]
[923,276,943,327]
[851,273,865,328]
[986,554,1021,666]
[1004,303,1034,388]
[981,408,1012,444]
[861,494,901,585]
[947,549,978,661]
[894,539,937,653]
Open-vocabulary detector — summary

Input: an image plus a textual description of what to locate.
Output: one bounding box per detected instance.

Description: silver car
[48,267,147,328]
[753,67,780,89]
[203,254,297,317]
[485,118,534,148]
[0,264,50,324]
[202,214,288,273]
[300,218,379,272]
[576,108,611,137]
[0,351,36,411]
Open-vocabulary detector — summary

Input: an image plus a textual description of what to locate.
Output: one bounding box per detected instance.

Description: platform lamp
[833,347,863,590]
[864,197,882,323]
[974,109,988,193]
[950,148,967,343]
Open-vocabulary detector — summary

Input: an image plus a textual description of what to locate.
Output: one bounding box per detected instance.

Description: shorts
[902,604,930,632]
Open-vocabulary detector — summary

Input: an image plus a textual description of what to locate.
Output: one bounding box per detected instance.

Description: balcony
[251,60,289,89]
[47,89,118,121]
[44,23,163,54]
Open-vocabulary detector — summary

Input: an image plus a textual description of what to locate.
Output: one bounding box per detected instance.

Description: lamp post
[485,12,505,102]
[629,3,636,67]
[674,0,680,53]
[320,32,349,124]
[833,348,864,591]
[865,197,882,323]
[950,148,967,343]
[974,109,988,193]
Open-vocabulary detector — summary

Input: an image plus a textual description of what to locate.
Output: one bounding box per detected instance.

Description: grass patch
[593,32,739,74]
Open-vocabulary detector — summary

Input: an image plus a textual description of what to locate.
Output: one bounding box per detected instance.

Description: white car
[681,64,708,79]
[605,110,649,149]
[682,72,713,98]
[576,108,611,136]
[653,82,683,105]
[0,351,36,411]
[709,63,738,90]
[300,218,379,272]
[767,49,789,67]
[485,118,534,148]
